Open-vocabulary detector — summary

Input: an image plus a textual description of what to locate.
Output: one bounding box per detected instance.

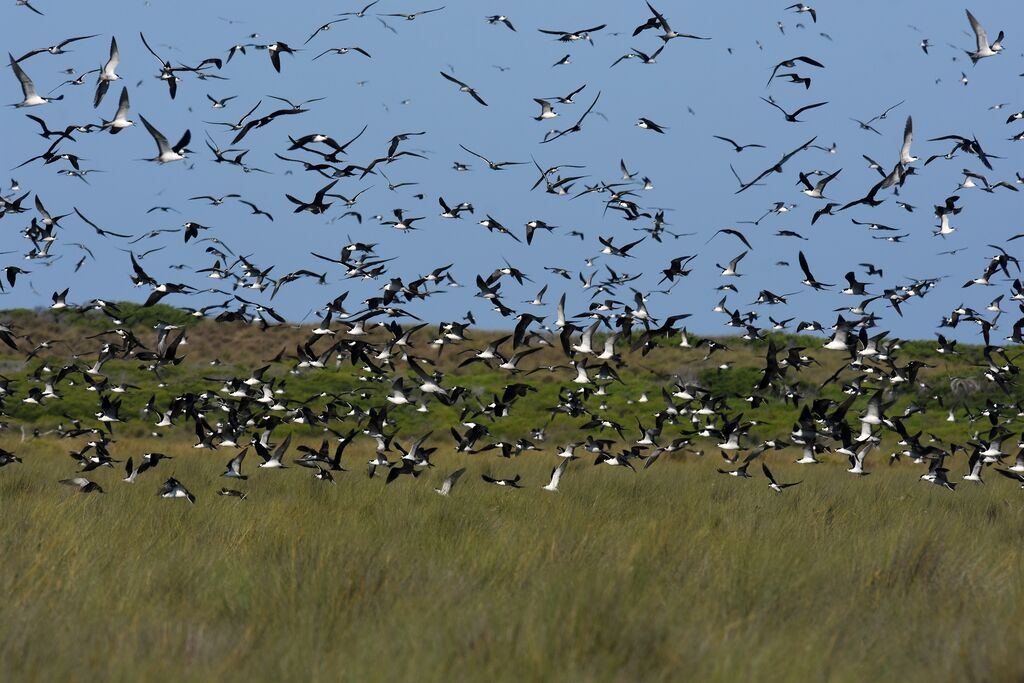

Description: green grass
[1,443,1024,681]
[0,305,1008,449]
[1,305,1022,681]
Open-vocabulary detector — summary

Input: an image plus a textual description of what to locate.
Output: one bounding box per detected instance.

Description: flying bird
[434,467,466,496]
[965,9,1003,63]
[760,97,828,123]
[93,37,120,108]
[762,463,801,493]
[537,24,607,43]
[439,71,488,106]
[767,56,824,86]
[139,115,190,163]
[7,53,62,106]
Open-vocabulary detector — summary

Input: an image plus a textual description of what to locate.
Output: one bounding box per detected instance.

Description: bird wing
[439,71,468,88]
[793,101,828,117]
[104,37,120,74]
[443,467,466,494]
[573,91,601,126]
[468,89,488,106]
[798,251,814,280]
[229,448,247,473]
[713,135,739,149]
[796,55,824,68]
[139,31,165,65]
[900,116,913,161]
[549,460,567,487]
[115,86,130,118]
[8,54,37,98]
[966,10,988,51]
[173,128,191,153]
[314,179,340,203]
[139,115,171,155]
[458,144,488,162]
[760,97,786,115]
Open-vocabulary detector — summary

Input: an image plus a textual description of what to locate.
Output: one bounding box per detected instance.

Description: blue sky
[3,1,1023,339]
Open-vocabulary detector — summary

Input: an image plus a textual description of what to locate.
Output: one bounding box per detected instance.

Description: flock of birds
[2,2,1024,503]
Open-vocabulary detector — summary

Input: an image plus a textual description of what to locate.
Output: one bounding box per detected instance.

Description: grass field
[2,439,1024,682]
[1,306,1021,681]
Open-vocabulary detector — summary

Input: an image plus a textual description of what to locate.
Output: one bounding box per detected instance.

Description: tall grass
[1,442,1022,681]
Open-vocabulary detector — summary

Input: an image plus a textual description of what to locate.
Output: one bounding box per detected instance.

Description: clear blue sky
[3,1,1023,340]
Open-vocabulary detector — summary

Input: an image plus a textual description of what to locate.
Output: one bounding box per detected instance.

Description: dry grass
[1,438,1024,681]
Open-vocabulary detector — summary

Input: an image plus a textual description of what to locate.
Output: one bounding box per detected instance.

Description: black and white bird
[59,477,104,493]
[964,9,1003,63]
[100,86,133,134]
[16,34,97,61]
[846,443,871,476]
[767,56,824,86]
[762,463,801,493]
[899,116,917,165]
[256,435,291,469]
[265,42,297,73]
[158,477,196,503]
[8,53,62,106]
[313,46,371,60]
[798,169,840,198]
[222,448,248,479]
[798,251,833,290]
[481,473,523,487]
[713,135,765,153]
[537,24,607,43]
[637,117,666,133]
[439,71,487,106]
[717,447,764,477]
[486,15,515,31]
[785,4,816,23]
[533,99,558,121]
[760,97,828,123]
[140,115,190,163]
[93,37,121,108]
